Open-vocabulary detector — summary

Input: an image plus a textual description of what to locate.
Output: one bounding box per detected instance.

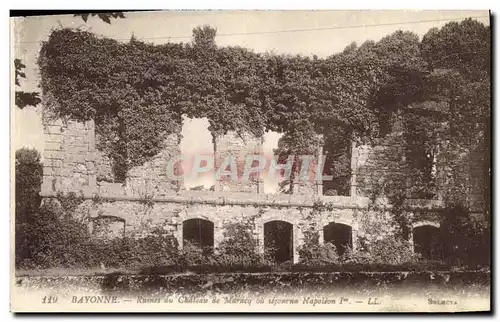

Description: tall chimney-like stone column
[41,119,97,197]
[214,131,263,193]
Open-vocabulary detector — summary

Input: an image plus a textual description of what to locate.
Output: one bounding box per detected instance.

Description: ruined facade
[40,116,484,263]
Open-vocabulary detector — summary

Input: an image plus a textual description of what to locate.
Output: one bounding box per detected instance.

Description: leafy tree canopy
[14,59,41,109]
[15,148,43,222]
[74,12,125,24]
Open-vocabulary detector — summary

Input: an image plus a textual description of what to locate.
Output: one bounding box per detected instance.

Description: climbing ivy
[37,19,489,200]
[38,26,385,182]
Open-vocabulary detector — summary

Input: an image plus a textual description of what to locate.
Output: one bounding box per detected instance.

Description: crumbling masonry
[40,117,485,263]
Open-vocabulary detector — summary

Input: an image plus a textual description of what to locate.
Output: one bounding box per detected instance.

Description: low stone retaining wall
[16,271,490,296]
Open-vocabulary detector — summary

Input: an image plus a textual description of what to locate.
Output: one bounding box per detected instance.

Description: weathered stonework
[42,119,96,196]
[42,120,182,198]
[62,188,444,263]
[353,123,407,199]
[214,131,263,193]
[125,134,183,197]
[42,118,483,263]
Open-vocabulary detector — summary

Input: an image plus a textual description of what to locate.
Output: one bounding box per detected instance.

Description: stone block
[41,177,55,194]
[44,159,63,168]
[63,144,89,153]
[43,125,61,134]
[66,120,86,130]
[81,186,96,197]
[45,133,62,143]
[88,175,97,188]
[63,136,75,144]
[99,182,125,197]
[76,175,89,186]
[85,161,95,171]
[64,153,86,163]
[85,153,97,162]
[43,166,61,176]
[88,135,95,151]
[60,167,73,177]
[45,142,61,151]
[75,163,88,173]
[72,136,88,145]
[43,151,64,160]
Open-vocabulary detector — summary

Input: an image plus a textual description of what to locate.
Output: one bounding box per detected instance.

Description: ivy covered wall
[38,19,490,212]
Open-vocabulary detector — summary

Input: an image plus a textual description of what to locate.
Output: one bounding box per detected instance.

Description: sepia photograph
[10,9,491,313]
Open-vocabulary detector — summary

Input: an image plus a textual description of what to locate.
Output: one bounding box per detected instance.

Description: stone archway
[264,220,294,263]
[323,222,353,256]
[413,223,440,260]
[182,218,214,254]
[320,212,357,253]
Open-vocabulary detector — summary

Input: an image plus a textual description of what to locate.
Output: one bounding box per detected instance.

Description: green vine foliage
[15,148,43,223]
[36,26,415,182]
[38,19,489,200]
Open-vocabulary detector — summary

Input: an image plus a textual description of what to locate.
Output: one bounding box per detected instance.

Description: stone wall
[42,119,182,199]
[214,131,263,193]
[41,118,452,263]
[352,123,453,202]
[353,134,405,198]
[42,119,96,196]
[212,131,322,195]
[431,140,487,211]
[291,150,321,196]
[124,134,182,197]
[461,145,487,212]
[73,190,442,263]
[42,118,455,202]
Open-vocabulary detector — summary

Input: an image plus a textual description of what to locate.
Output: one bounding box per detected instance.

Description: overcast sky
[11,10,490,191]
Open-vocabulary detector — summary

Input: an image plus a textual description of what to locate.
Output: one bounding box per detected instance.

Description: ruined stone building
[40,115,486,263]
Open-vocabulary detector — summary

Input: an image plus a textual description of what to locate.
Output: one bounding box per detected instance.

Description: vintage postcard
[10,10,491,313]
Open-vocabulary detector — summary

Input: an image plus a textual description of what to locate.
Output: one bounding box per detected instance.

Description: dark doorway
[413,225,440,260]
[323,222,352,256]
[183,218,214,253]
[264,220,293,263]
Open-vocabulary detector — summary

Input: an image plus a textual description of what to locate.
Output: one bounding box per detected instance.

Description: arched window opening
[413,225,440,260]
[182,218,214,254]
[323,222,352,256]
[264,220,293,263]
